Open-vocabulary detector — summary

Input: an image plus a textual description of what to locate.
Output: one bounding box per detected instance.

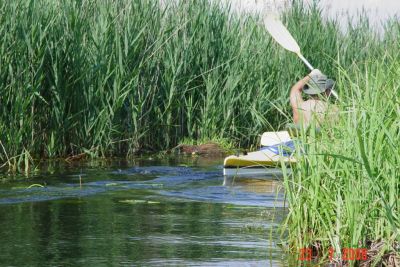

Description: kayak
[223,131,296,176]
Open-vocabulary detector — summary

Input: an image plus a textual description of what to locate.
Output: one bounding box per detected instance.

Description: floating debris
[118,199,160,205]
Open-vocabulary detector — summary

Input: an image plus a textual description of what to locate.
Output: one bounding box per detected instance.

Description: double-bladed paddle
[264,16,339,99]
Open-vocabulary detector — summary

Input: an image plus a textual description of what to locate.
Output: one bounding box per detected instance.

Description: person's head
[303,72,335,98]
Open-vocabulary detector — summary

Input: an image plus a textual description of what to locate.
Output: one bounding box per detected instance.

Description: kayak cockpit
[223,131,296,176]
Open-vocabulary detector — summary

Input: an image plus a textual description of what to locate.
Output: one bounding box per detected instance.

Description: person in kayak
[289,69,338,129]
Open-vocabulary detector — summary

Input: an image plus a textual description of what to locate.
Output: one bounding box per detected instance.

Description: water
[0,157,288,266]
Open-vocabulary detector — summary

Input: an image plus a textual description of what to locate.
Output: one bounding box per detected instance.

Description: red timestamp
[299,247,368,261]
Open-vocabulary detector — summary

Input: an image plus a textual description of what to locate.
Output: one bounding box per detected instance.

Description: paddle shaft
[297,46,341,99]
[299,53,339,99]
[297,53,314,71]
[297,53,339,98]
[264,16,339,99]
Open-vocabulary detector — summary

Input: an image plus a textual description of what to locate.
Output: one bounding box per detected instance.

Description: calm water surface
[0,157,288,266]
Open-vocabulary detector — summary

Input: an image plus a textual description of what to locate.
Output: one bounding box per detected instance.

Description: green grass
[0,0,399,264]
[0,0,392,166]
[283,62,400,265]
[280,4,400,265]
[0,0,296,166]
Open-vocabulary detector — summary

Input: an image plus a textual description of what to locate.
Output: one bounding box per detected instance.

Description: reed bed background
[1,0,290,165]
[0,0,377,163]
[0,0,399,265]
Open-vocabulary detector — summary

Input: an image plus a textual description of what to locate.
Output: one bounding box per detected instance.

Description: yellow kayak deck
[223,131,296,176]
[224,150,296,168]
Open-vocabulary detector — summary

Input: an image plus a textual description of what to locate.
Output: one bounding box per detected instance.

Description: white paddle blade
[263,16,301,54]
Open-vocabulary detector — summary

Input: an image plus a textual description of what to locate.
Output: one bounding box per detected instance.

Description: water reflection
[223,176,284,195]
[0,158,288,266]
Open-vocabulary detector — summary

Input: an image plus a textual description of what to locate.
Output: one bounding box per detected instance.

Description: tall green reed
[0,0,299,166]
[0,0,398,173]
[281,6,400,263]
[0,0,398,264]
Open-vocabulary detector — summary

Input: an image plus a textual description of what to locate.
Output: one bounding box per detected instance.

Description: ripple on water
[0,165,285,208]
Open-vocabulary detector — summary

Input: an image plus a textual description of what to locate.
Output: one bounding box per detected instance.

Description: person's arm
[290,75,310,123]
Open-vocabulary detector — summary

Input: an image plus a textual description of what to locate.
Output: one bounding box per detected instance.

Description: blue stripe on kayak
[260,140,295,157]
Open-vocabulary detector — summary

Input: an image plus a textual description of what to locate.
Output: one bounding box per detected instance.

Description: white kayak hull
[223,131,296,177]
[223,167,290,177]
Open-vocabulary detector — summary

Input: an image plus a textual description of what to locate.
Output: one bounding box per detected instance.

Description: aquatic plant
[0,0,366,165]
[281,4,400,266]
[0,0,291,167]
[0,0,398,264]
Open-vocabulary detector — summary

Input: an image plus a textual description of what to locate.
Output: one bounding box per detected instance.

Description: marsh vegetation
[0,0,398,265]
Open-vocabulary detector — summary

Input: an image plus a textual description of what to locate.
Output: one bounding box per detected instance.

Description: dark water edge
[0,156,292,266]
